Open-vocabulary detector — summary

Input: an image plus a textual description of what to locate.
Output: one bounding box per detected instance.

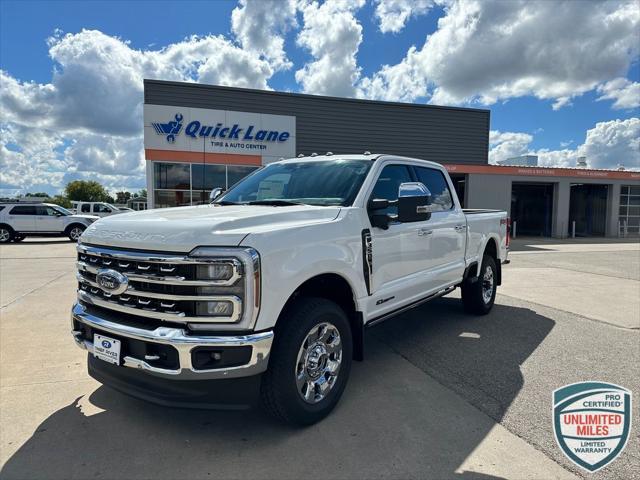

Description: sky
[1,0,639,196]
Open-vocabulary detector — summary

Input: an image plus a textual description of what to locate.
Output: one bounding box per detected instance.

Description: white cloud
[295,0,365,97]
[360,0,640,108]
[0,28,285,195]
[489,118,640,170]
[597,78,640,110]
[374,0,434,34]
[231,0,297,70]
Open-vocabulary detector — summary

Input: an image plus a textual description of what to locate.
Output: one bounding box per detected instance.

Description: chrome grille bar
[77,261,219,286]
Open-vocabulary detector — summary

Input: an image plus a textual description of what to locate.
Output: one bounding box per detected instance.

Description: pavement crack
[1,271,73,309]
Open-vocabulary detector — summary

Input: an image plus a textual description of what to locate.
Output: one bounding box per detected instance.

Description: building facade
[143,80,639,237]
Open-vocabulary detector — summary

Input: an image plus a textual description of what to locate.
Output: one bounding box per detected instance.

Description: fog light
[196,300,234,316]
[196,263,235,280]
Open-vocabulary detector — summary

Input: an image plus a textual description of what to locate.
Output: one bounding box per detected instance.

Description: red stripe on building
[145,149,262,166]
[444,164,640,180]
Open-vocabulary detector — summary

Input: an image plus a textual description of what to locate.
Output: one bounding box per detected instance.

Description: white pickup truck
[71,154,509,425]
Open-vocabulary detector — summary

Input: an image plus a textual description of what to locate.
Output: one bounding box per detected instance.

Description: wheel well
[282,273,364,361]
[0,223,14,233]
[65,223,86,233]
[484,237,501,285]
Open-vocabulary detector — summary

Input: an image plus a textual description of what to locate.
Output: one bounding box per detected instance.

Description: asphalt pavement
[0,237,638,479]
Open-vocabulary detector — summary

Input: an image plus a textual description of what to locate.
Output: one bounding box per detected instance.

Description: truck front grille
[76,244,244,325]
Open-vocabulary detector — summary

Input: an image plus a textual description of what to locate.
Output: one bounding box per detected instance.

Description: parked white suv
[71,154,509,425]
[0,202,99,242]
[71,202,123,217]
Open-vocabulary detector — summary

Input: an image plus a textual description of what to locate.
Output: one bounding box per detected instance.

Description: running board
[366,286,456,328]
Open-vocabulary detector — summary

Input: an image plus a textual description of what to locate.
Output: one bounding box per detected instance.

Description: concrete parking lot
[1,238,638,479]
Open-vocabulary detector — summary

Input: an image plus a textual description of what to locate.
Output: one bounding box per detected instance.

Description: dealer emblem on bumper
[96,269,129,295]
[553,381,632,472]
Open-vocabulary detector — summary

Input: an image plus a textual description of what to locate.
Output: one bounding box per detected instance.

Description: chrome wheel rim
[482,265,494,304]
[70,228,83,240]
[0,229,10,242]
[295,322,342,404]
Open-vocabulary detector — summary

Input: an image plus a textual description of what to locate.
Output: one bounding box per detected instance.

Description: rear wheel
[261,297,352,425]
[461,254,497,315]
[67,225,85,242]
[0,226,14,243]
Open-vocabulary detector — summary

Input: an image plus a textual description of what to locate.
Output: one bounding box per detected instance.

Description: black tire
[261,297,353,426]
[0,225,14,243]
[461,254,497,315]
[66,224,86,242]
[13,234,26,242]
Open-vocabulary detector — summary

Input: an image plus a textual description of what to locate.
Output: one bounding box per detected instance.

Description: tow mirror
[397,182,432,223]
[209,187,225,203]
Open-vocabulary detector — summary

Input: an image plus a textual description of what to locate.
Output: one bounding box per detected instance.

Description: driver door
[35,205,64,232]
[366,164,434,318]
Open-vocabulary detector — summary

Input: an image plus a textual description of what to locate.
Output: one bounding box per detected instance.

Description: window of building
[153,162,261,208]
[9,205,36,215]
[619,185,640,236]
[413,167,454,211]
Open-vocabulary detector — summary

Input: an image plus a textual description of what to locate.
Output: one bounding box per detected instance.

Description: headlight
[187,247,261,331]
[196,300,234,316]
[196,263,236,281]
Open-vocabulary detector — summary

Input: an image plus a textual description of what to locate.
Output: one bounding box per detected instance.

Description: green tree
[115,191,132,204]
[49,195,72,209]
[64,180,110,202]
[136,189,147,198]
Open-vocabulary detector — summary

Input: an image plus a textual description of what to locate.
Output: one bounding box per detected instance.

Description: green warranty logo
[553,382,632,472]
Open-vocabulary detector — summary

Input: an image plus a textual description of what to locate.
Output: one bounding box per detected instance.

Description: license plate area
[93,334,121,365]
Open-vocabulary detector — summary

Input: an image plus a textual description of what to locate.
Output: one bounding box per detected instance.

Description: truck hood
[80,204,341,252]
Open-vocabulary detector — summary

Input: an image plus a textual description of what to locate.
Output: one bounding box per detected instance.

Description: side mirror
[397,182,432,223]
[209,187,225,203]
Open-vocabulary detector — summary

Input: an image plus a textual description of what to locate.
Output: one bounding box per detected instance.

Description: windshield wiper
[246,199,305,206]
[213,200,240,205]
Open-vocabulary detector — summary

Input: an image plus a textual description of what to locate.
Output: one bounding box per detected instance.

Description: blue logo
[553,381,632,472]
[152,113,290,144]
[152,113,184,143]
[101,340,112,349]
[96,269,129,295]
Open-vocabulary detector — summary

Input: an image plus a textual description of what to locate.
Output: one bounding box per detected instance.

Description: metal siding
[144,80,489,165]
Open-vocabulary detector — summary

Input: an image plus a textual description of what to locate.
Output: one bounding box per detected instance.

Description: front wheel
[261,297,352,426]
[67,225,85,242]
[461,254,497,315]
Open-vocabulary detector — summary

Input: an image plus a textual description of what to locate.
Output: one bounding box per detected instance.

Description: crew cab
[0,202,98,243]
[71,201,123,217]
[70,154,509,425]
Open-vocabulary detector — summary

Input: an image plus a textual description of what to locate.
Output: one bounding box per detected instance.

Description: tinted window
[9,205,37,215]
[35,206,59,216]
[192,164,226,190]
[81,204,91,213]
[94,204,112,213]
[0,206,5,212]
[414,167,454,211]
[154,162,190,190]
[370,165,413,216]
[227,165,260,188]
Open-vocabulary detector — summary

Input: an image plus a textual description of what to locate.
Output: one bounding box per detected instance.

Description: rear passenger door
[8,205,37,231]
[413,166,466,288]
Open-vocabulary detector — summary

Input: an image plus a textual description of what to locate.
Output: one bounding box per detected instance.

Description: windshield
[218,160,372,206]
[52,205,72,215]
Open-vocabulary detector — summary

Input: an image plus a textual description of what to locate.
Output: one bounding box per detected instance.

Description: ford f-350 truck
[71,153,509,425]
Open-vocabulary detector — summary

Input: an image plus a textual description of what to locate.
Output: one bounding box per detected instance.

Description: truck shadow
[1,298,554,480]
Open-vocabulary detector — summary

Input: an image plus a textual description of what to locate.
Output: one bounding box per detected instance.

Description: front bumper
[71,303,273,381]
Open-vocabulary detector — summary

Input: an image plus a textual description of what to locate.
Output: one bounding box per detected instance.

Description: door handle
[418,228,432,236]
[454,224,467,232]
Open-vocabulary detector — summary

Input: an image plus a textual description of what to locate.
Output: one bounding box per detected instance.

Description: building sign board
[144,105,296,163]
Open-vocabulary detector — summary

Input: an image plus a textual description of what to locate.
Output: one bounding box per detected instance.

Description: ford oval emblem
[96,269,129,295]
[102,340,112,348]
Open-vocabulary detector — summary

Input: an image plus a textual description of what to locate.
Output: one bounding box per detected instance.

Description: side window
[414,167,454,211]
[95,204,110,213]
[9,205,37,215]
[370,164,413,216]
[0,206,5,212]
[81,204,91,213]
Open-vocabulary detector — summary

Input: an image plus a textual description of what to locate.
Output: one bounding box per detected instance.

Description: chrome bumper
[71,303,273,380]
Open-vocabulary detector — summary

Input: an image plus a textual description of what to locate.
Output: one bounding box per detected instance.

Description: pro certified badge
[553,382,632,472]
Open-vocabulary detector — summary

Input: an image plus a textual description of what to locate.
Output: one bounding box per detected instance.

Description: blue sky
[1,0,639,194]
